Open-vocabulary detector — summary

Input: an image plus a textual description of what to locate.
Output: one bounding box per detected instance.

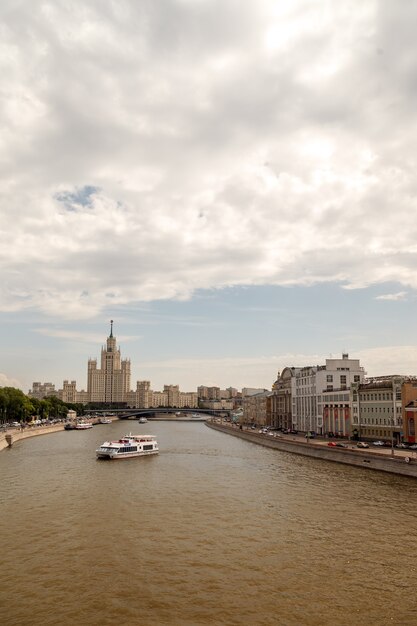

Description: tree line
[0,387,84,423]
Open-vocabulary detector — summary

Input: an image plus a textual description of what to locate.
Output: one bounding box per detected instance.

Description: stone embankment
[206,421,417,479]
[0,423,65,451]
[0,416,122,452]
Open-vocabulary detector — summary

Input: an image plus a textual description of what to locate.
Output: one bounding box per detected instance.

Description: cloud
[354,346,417,378]
[1,0,417,318]
[375,292,407,301]
[34,328,141,343]
[0,373,22,388]
[141,346,417,390]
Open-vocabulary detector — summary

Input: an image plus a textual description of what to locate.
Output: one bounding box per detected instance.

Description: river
[0,421,416,625]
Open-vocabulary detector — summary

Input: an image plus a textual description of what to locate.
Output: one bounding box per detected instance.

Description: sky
[1,0,417,394]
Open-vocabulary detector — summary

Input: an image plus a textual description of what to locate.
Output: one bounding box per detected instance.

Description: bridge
[106,407,233,420]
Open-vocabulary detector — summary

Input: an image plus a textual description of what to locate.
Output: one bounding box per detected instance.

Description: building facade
[293,354,365,434]
[28,382,56,400]
[270,367,300,430]
[351,376,417,443]
[87,321,131,404]
[242,390,272,426]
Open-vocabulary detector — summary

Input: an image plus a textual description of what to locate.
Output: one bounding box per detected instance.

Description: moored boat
[99,417,112,424]
[96,433,159,459]
[75,421,93,430]
[138,417,147,423]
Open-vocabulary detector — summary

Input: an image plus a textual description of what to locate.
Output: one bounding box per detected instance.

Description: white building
[292,354,365,434]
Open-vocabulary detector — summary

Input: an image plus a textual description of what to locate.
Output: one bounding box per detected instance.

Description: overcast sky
[1,0,417,393]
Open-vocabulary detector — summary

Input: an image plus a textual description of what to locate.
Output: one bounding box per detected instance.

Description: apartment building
[242,390,272,426]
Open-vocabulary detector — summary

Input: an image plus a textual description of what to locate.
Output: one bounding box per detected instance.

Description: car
[396,443,409,449]
[357,442,369,449]
[372,440,385,446]
[336,442,348,448]
[408,443,417,450]
[327,442,337,447]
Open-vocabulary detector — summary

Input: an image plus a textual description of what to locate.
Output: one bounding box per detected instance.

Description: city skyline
[1,1,417,392]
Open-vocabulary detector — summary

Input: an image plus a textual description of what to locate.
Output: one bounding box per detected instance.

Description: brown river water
[0,421,416,626]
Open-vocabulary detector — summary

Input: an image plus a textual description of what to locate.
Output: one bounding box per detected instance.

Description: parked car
[357,442,369,449]
[396,443,409,449]
[327,442,337,447]
[336,442,348,448]
[408,444,417,450]
[372,440,385,446]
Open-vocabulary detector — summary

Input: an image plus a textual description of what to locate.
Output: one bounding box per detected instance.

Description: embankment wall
[206,422,417,479]
[0,424,65,452]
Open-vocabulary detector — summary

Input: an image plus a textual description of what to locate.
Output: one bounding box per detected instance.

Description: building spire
[110,319,113,338]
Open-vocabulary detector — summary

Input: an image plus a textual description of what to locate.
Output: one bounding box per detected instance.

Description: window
[340,375,347,384]
[354,375,360,382]
[327,375,333,382]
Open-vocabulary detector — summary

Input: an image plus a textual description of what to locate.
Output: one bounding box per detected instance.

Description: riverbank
[0,423,65,451]
[206,421,417,478]
[0,416,120,452]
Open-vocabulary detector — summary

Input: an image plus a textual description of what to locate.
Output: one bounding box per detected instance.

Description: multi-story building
[270,367,301,430]
[198,386,221,401]
[178,392,198,408]
[126,380,198,409]
[351,376,417,443]
[242,387,268,397]
[87,320,131,404]
[28,382,57,399]
[61,380,77,404]
[242,390,272,426]
[293,354,365,434]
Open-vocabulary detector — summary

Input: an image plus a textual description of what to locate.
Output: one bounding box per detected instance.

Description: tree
[0,387,35,423]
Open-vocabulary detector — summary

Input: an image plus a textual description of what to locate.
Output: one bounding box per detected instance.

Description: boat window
[143,444,154,451]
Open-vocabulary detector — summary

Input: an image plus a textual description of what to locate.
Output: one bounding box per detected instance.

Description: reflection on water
[1,422,416,625]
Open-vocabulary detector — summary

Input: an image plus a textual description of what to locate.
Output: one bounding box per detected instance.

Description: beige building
[29,382,56,400]
[61,380,77,404]
[242,390,272,426]
[126,380,198,409]
[87,321,131,404]
[270,368,300,430]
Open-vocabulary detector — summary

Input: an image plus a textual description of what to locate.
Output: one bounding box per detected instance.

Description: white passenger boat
[96,434,159,459]
[75,421,93,430]
[99,417,112,424]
